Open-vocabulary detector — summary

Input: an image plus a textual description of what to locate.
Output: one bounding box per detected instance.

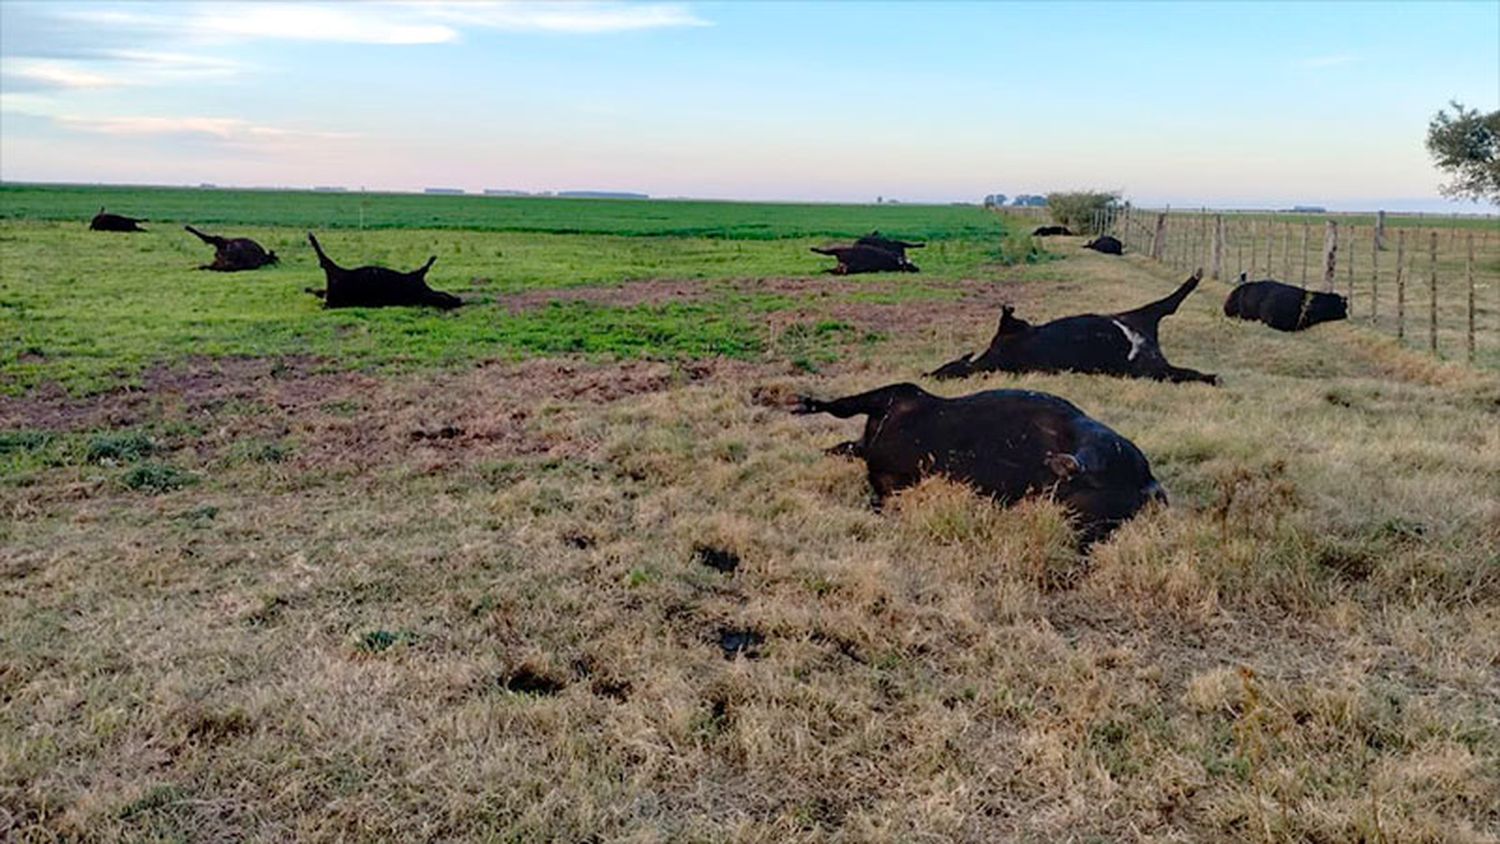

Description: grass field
[0,183,1002,240]
[2,187,1499,842]
[0,186,1030,396]
[1112,209,1500,369]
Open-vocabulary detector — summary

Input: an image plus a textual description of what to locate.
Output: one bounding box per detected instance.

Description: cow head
[1304,291,1348,327]
[996,305,1032,336]
[927,352,975,380]
[928,305,1034,379]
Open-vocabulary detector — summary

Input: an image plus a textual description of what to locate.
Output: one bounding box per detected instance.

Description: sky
[1,1,1497,211]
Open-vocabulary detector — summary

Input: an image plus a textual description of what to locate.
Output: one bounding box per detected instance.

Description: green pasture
[0,187,1021,395]
[0,183,1002,240]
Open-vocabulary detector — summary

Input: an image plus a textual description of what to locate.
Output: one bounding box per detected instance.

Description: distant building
[557,191,648,200]
[1010,194,1047,207]
[1286,205,1327,213]
[483,189,531,196]
[424,187,465,195]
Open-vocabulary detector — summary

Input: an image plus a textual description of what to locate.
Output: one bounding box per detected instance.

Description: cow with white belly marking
[929,271,1218,384]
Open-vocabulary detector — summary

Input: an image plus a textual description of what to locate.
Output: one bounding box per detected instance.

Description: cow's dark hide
[1084,235,1123,254]
[810,244,919,275]
[856,230,925,259]
[186,225,278,272]
[305,233,461,309]
[794,382,1165,545]
[1032,225,1074,237]
[89,208,146,232]
[1224,275,1348,332]
[929,272,1217,384]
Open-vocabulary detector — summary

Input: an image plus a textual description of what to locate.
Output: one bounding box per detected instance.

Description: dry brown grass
[3,243,1499,842]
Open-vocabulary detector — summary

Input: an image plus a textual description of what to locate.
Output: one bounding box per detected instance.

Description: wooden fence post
[1236,219,1245,279]
[1467,233,1476,364]
[1282,223,1292,279]
[1322,220,1338,292]
[1396,230,1406,343]
[1211,215,1224,280]
[1370,227,1380,320]
[1301,222,1311,286]
[1375,210,1387,250]
[1199,208,1209,271]
[1428,231,1439,355]
[1346,226,1355,308]
[1152,213,1167,260]
[1266,226,1275,280]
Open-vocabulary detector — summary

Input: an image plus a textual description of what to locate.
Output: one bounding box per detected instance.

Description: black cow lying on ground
[856,231,925,259]
[1084,235,1123,254]
[1223,274,1348,332]
[929,271,1218,384]
[305,233,462,309]
[89,208,146,232]
[810,244,920,274]
[186,225,278,271]
[794,382,1166,545]
[1032,225,1074,237]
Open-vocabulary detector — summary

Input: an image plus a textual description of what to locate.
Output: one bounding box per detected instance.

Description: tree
[1426,101,1500,204]
[1045,191,1120,234]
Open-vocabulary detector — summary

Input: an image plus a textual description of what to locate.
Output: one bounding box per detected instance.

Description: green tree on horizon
[1426,100,1500,204]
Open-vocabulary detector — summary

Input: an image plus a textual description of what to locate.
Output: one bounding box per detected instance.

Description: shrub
[996,231,1043,266]
[120,463,196,494]
[86,431,156,464]
[1046,191,1121,235]
[0,431,51,455]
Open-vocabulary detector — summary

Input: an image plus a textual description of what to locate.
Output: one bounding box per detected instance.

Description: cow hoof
[791,396,821,415]
[1045,452,1082,479]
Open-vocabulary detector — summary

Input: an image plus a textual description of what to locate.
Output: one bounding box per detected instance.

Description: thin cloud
[0,52,246,94]
[56,2,708,47]
[1,59,128,91]
[53,114,356,143]
[420,2,712,34]
[102,50,247,76]
[63,4,457,45]
[1297,54,1357,69]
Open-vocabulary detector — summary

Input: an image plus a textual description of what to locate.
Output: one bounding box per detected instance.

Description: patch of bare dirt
[0,356,332,432]
[1,355,787,479]
[502,275,1038,331]
[278,357,777,473]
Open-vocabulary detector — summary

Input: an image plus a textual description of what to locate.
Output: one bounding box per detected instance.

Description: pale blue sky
[1,1,1496,210]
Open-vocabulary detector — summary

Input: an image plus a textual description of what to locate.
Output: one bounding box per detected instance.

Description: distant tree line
[982,193,1048,208]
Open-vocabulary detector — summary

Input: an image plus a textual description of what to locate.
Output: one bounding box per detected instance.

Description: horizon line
[2,179,1496,217]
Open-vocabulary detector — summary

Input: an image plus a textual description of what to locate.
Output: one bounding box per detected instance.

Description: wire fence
[1080,206,1500,368]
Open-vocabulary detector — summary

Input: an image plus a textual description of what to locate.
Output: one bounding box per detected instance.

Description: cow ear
[1001,305,1015,317]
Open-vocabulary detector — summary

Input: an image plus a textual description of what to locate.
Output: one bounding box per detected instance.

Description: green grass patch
[119,463,196,494]
[357,629,417,653]
[86,431,156,464]
[2,198,1010,394]
[1,183,1006,240]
